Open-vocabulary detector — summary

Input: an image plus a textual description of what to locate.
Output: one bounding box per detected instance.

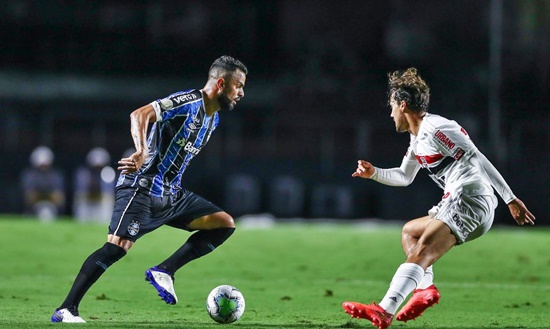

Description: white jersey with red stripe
[410,113,485,192]
[371,113,516,204]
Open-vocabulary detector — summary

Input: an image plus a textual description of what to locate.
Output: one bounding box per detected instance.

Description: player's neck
[407,113,425,136]
[200,87,220,116]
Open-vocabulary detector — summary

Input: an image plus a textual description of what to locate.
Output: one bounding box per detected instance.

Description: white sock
[379,263,425,314]
[417,265,434,289]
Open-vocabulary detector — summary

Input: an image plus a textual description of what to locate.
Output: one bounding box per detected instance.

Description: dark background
[0,0,548,224]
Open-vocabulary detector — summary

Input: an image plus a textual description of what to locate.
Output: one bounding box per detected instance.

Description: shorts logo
[451,213,465,232]
[442,192,451,199]
[128,221,140,236]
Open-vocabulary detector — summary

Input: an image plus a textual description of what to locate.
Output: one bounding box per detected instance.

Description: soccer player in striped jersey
[52,55,247,323]
[342,68,535,329]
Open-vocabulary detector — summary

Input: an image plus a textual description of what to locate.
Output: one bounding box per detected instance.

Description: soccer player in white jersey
[342,68,535,329]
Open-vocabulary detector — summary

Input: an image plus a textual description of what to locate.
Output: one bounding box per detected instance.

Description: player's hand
[352,160,375,179]
[508,198,535,226]
[118,151,146,174]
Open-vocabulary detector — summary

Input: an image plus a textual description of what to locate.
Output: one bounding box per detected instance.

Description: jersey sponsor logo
[184,141,200,155]
[170,93,198,105]
[176,137,187,147]
[434,130,455,150]
[453,147,465,160]
[176,139,201,156]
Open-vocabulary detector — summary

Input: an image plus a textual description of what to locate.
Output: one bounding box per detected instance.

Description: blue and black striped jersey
[117,89,219,196]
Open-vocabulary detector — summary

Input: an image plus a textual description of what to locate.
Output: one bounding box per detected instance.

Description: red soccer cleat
[342,301,393,329]
[396,284,440,322]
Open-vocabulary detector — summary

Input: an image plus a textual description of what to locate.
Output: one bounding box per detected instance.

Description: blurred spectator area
[0,0,548,223]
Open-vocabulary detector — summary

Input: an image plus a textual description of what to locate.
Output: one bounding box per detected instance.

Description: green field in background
[0,216,548,328]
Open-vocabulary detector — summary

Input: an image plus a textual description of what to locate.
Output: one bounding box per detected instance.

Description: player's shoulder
[423,113,460,131]
[157,89,202,110]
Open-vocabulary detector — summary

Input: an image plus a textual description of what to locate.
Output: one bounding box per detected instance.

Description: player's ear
[216,78,225,90]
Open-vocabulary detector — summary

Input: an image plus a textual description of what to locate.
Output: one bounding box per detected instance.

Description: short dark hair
[387,68,430,112]
[209,55,248,79]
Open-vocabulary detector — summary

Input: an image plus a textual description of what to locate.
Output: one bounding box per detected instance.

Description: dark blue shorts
[108,186,224,241]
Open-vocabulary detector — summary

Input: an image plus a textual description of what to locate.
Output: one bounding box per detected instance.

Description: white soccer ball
[206,285,245,324]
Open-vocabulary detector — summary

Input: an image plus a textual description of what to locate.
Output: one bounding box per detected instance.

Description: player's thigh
[463,194,497,242]
[188,211,235,230]
[407,219,457,267]
[402,215,432,238]
[164,190,234,231]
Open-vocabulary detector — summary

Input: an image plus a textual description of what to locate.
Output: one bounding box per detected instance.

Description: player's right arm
[118,104,158,174]
[352,148,421,186]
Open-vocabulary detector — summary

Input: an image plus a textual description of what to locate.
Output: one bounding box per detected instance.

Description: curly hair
[387,68,430,113]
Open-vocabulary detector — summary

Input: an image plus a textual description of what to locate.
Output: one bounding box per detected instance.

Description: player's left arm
[471,150,536,225]
[433,123,535,226]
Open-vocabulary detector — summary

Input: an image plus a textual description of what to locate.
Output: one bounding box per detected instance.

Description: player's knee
[189,212,235,230]
[106,242,127,258]
[222,214,235,228]
[402,220,418,239]
[95,242,127,270]
[211,212,235,229]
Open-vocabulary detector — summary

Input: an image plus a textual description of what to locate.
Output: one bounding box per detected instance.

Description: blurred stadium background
[0,0,548,224]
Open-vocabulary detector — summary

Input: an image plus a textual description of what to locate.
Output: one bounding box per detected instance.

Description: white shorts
[429,191,498,245]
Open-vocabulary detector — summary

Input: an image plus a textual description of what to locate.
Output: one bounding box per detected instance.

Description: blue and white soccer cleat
[51,308,86,323]
[145,266,178,305]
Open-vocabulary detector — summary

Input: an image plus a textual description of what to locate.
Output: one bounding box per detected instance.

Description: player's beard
[218,92,235,111]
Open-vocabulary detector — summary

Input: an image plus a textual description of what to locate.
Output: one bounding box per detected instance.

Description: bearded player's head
[209,56,248,111]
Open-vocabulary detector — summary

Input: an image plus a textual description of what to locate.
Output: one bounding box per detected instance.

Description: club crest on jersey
[128,221,140,236]
[189,115,201,130]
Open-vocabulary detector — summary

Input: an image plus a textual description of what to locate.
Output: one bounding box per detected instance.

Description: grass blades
[0,217,548,328]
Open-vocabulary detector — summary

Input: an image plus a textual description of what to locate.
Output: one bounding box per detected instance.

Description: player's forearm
[129,105,155,154]
[371,167,417,186]
[370,157,420,187]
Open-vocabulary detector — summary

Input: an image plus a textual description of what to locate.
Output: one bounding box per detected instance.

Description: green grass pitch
[0,216,548,328]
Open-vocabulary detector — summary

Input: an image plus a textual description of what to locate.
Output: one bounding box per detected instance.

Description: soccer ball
[206,285,245,324]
